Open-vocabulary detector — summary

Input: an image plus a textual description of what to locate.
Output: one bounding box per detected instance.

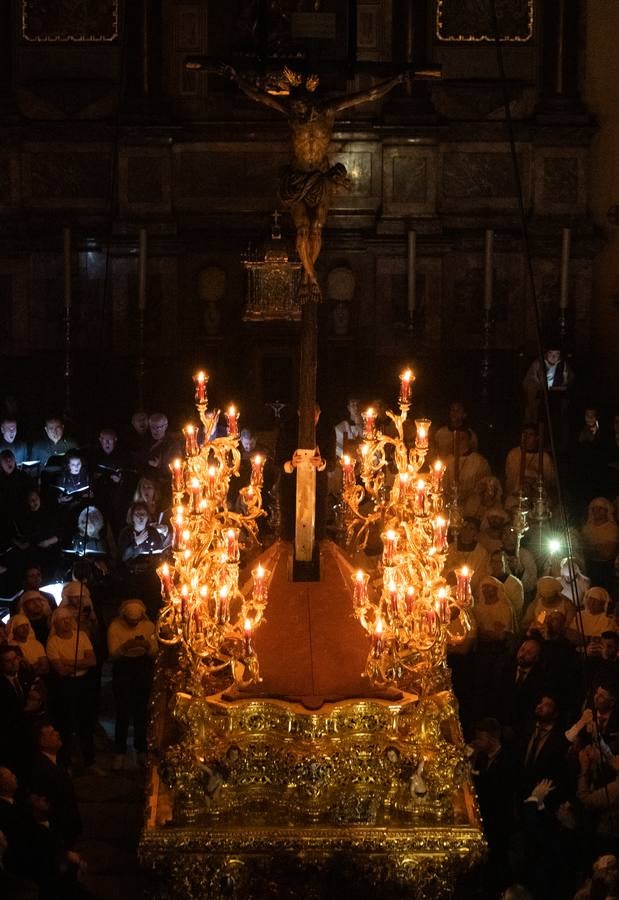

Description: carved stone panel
[22,0,119,42]
[439,144,531,211]
[23,144,112,209]
[436,0,533,42]
[119,148,172,215]
[330,139,382,212]
[383,144,437,217]
[173,143,288,212]
[534,148,587,216]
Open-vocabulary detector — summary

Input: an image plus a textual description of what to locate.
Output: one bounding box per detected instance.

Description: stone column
[541,0,580,101]
[124,0,162,106]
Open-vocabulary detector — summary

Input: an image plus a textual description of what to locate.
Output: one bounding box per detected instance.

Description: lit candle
[433,515,448,551]
[181,529,191,551]
[170,458,183,492]
[244,617,253,655]
[484,229,494,311]
[352,569,369,607]
[388,579,398,616]
[183,424,199,456]
[405,586,415,615]
[252,563,268,603]
[399,369,414,406]
[415,418,431,451]
[172,515,185,551]
[431,460,446,493]
[372,617,384,656]
[194,370,208,404]
[189,476,201,512]
[414,479,427,516]
[219,585,230,624]
[226,404,239,437]
[341,453,355,487]
[455,565,474,607]
[250,454,264,487]
[159,562,172,597]
[398,471,410,502]
[207,464,217,498]
[435,586,449,623]
[226,527,239,563]
[362,407,376,440]
[359,442,370,475]
[382,529,398,566]
[559,226,571,310]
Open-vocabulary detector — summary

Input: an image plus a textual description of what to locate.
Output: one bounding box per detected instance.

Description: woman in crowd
[107,599,157,770]
[7,613,48,676]
[45,607,100,772]
[17,589,55,644]
[11,488,61,580]
[570,587,613,648]
[581,497,619,592]
[521,575,576,632]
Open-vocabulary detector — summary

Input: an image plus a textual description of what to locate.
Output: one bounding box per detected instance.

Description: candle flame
[360,443,369,457]
[190,477,200,490]
[400,472,410,483]
[433,460,444,472]
[227,404,236,416]
[182,529,190,541]
[416,479,425,489]
[406,586,415,597]
[437,587,447,599]
[435,516,446,527]
[162,563,169,577]
[386,529,396,541]
[185,424,194,435]
[388,579,397,593]
[227,528,236,538]
[208,465,216,477]
[181,584,189,597]
[375,618,383,635]
[342,454,351,467]
[244,617,252,632]
[400,369,413,383]
[256,564,264,578]
[173,458,181,471]
[460,565,470,577]
[253,454,262,466]
[199,585,208,598]
[219,585,229,599]
[195,371,205,384]
[365,407,375,418]
[355,569,365,583]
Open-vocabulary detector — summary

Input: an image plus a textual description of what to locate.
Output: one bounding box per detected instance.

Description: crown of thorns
[282,66,319,92]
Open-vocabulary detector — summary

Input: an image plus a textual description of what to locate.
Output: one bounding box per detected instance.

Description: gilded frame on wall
[22,0,119,43]
[436,0,534,43]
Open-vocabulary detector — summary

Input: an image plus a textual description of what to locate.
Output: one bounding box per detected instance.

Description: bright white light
[42,582,64,607]
[548,539,561,555]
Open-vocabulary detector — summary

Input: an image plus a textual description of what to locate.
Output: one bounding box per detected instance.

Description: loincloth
[279,163,351,208]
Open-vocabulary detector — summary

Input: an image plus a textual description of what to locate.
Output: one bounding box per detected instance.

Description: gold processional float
[139,369,494,898]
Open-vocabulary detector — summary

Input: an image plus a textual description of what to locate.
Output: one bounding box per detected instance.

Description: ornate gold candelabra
[340,370,473,690]
[155,371,271,690]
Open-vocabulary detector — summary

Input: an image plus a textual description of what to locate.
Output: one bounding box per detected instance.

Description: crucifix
[186,59,410,568]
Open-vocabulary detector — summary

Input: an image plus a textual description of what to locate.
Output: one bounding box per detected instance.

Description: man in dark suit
[472,717,515,893]
[500,636,546,742]
[0,644,34,773]
[519,694,569,800]
[29,723,82,850]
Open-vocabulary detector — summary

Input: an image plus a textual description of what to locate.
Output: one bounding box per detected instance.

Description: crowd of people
[0,376,619,898]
